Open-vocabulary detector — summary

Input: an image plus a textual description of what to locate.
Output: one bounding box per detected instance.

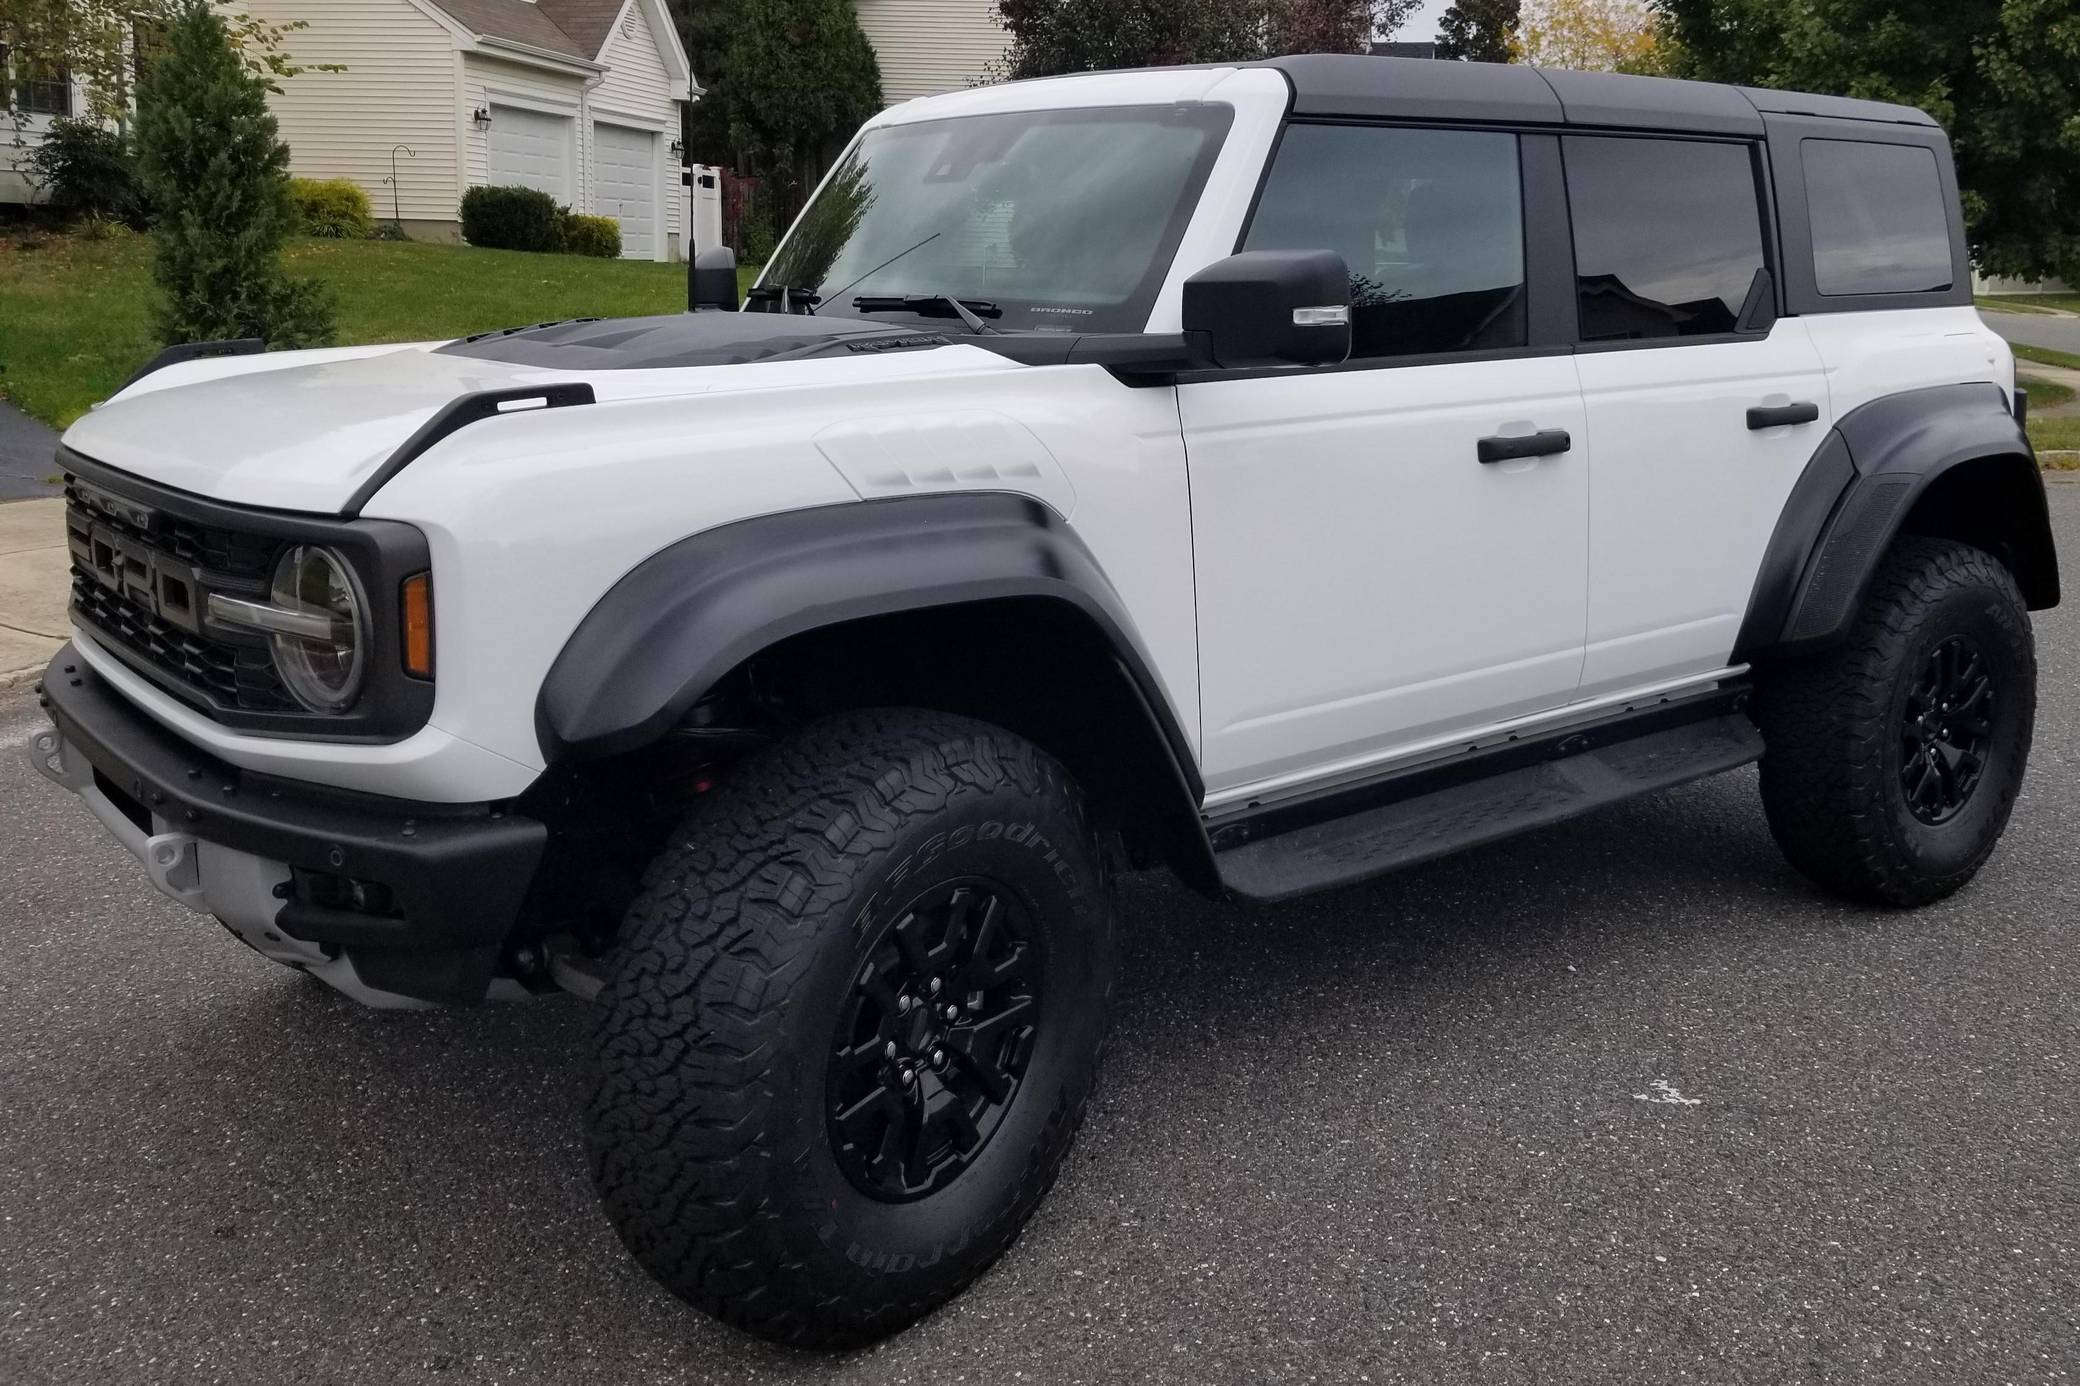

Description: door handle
[1476,429,1572,464]
[1746,402,1820,430]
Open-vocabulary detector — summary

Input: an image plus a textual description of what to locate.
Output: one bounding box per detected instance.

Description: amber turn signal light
[401,572,434,678]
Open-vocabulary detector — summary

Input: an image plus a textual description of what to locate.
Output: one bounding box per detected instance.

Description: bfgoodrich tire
[584,710,1115,1347]
[1755,537,2037,906]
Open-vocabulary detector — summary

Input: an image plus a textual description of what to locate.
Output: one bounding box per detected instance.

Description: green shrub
[290,177,375,239]
[564,212,622,258]
[133,1,334,349]
[460,184,567,253]
[26,118,146,226]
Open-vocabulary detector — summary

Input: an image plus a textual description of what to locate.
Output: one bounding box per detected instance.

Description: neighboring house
[0,44,89,207]
[853,0,1008,105]
[249,0,699,259]
[3,2,701,262]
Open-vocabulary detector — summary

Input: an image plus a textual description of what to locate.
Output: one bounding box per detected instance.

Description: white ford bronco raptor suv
[28,56,2058,1345]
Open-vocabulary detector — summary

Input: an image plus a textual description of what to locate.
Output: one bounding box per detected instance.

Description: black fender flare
[1733,381,2058,660]
[534,492,1203,798]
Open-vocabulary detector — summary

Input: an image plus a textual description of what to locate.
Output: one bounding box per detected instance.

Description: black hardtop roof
[1262,54,1937,134]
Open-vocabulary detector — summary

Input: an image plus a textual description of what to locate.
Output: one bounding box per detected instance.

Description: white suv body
[28,56,2057,1344]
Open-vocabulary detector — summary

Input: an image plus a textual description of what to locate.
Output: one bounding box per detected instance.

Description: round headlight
[269,545,367,712]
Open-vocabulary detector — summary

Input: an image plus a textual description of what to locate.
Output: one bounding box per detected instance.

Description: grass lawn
[2013,341,2080,373]
[2019,374,2076,411]
[0,229,759,429]
[1978,293,2080,315]
[1976,296,2059,314]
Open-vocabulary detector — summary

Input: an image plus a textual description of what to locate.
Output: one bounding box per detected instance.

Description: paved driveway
[0,400,61,502]
[2,485,2076,1386]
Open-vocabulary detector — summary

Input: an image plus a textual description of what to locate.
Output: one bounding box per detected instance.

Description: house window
[3,45,74,118]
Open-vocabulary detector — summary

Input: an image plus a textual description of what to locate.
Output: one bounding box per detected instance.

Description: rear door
[1181,125,1591,799]
[1562,134,1835,698]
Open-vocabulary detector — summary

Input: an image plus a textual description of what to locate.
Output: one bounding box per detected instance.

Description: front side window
[1244,124,1526,359]
[760,105,1232,334]
[1564,135,1765,342]
[1803,139,1953,296]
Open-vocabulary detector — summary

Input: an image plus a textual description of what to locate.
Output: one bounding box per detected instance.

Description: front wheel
[584,710,1115,1347]
[1755,536,2037,906]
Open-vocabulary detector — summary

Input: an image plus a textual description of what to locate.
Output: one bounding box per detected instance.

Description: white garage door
[487,105,574,202]
[594,123,658,260]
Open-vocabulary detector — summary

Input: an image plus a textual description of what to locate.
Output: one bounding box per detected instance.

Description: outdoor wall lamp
[472,107,491,128]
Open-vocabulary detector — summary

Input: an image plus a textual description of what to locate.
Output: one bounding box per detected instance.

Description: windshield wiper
[851,294,1002,334]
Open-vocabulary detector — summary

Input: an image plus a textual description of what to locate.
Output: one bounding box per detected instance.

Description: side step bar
[1214,714,1764,903]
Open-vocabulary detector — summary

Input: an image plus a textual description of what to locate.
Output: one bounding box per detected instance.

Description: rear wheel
[584,709,1114,1347]
[1755,537,2036,905]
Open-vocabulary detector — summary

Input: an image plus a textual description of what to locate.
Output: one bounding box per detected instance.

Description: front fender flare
[534,493,1199,792]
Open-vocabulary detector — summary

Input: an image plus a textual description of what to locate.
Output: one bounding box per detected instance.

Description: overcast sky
[1395,0,1454,43]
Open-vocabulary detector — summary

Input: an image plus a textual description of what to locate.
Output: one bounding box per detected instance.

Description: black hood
[435,312,954,371]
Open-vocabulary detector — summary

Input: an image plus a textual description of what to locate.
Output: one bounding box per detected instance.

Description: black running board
[1214,714,1764,903]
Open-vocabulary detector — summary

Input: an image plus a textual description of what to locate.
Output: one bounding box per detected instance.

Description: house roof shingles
[423,0,633,61]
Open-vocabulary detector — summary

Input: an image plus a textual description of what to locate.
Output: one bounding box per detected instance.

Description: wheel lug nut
[897,995,913,1015]
[900,1066,917,1085]
[928,977,942,996]
[884,1040,899,1060]
[942,1003,960,1021]
[929,1048,948,1070]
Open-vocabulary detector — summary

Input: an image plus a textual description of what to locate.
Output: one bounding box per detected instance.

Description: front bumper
[28,645,547,1006]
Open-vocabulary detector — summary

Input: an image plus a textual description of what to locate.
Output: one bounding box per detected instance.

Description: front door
[1183,123,1590,801]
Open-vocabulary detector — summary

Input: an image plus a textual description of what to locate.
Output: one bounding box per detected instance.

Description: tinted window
[1564,136,1765,341]
[760,106,1230,335]
[1803,139,1953,295]
[1244,125,1525,359]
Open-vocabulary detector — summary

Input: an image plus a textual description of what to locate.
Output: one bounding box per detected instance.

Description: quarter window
[1803,139,1953,296]
[1243,125,1526,360]
[1563,136,1766,342]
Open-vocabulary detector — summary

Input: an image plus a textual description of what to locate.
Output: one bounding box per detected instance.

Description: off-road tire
[584,709,1115,1347]
[1755,536,2036,906]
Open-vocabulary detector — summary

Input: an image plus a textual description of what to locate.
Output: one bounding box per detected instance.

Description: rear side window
[1243,125,1526,360]
[1802,139,1953,295]
[1562,136,1766,342]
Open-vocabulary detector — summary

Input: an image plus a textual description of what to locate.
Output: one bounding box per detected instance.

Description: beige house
[853,0,1009,104]
[3,1,700,261]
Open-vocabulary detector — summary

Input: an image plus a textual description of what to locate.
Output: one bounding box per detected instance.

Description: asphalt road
[1984,306,2080,359]
[4,487,2077,1386]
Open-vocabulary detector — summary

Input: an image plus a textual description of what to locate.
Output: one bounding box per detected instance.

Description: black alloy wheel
[828,879,1044,1201]
[1898,634,1996,825]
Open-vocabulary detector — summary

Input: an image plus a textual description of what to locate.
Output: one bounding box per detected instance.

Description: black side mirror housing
[1182,250,1352,369]
[689,246,739,312]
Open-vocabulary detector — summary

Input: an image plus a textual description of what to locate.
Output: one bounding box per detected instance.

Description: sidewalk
[0,399,63,502]
[0,497,67,688]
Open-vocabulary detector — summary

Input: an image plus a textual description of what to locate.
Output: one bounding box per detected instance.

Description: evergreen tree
[131,0,333,347]
[663,0,743,167]
[722,0,882,211]
[1437,0,1521,61]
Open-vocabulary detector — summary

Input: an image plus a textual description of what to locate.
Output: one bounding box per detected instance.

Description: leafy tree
[722,0,881,211]
[1437,0,1520,61]
[1512,0,1664,71]
[1653,0,2080,285]
[994,0,1419,77]
[132,0,332,347]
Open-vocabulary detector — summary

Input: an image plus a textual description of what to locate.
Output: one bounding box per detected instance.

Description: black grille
[64,475,297,715]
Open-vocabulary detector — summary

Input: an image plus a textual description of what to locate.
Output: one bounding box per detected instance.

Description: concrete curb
[1,660,50,692]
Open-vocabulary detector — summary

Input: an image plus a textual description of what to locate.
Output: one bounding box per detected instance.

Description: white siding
[1,76,96,207]
[248,0,461,224]
[853,0,1009,105]
[461,51,591,218]
[592,0,685,251]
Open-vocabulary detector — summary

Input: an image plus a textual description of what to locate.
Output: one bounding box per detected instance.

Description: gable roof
[537,0,627,57]
[423,0,587,58]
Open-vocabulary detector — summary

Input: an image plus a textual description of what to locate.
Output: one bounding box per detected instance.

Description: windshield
[759,104,1234,334]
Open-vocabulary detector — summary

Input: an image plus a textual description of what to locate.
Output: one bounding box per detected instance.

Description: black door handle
[1746,402,1820,430]
[1476,429,1572,464]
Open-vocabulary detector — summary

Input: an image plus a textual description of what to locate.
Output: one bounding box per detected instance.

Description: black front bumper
[36,646,547,1004]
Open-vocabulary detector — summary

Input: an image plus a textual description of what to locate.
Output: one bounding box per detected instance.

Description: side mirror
[689,246,738,312]
[1182,250,1351,369]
